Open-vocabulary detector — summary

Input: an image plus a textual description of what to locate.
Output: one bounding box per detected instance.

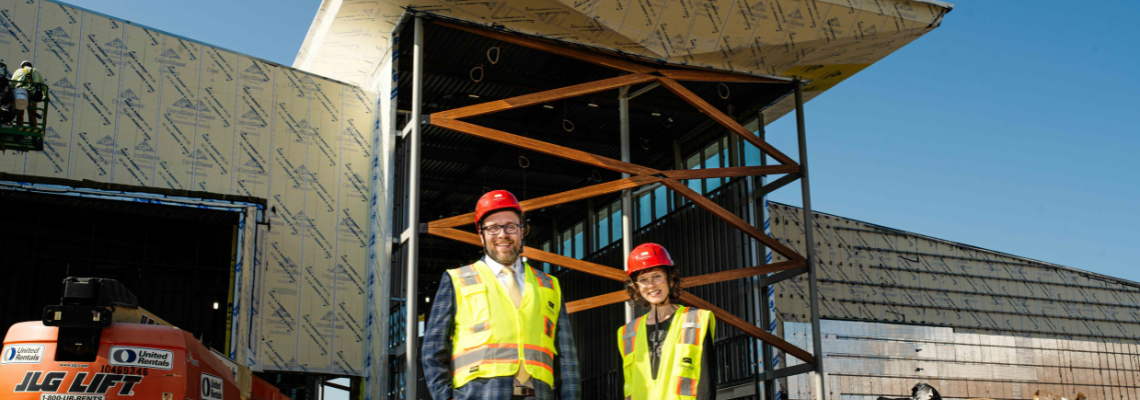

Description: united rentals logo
[96,135,115,146]
[161,48,180,59]
[201,373,224,400]
[108,346,174,370]
[2,345,44,364]
[135,140,155,152]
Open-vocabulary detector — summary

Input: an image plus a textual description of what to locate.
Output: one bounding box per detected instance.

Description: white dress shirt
[482,255,525,293]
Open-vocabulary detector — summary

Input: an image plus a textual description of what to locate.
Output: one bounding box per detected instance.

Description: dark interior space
[394,17,796,300]
[0,189,238,352]
[389,17,794,399]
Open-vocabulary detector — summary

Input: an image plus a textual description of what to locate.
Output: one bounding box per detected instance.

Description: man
[423,190,580,400]
[11,61,44,128]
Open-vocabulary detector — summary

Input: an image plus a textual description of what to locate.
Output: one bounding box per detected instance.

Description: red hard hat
[627,243,673,276]
[475,190,522,230]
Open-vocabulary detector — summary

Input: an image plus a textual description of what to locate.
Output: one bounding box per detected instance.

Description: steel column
[756,113,778,400]
[619,86,634,322]
[404,15,425,400]
[795,80,826,399]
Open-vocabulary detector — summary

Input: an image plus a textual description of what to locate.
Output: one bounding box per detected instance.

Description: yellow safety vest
[448,260,562,389]
[617,307,715,400]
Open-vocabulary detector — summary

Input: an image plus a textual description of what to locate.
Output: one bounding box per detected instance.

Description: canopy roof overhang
[294,0,951,123]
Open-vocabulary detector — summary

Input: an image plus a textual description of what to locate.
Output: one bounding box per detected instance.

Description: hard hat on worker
[474,189,522,231]
[627,243,673,276]
[20,60,31,67]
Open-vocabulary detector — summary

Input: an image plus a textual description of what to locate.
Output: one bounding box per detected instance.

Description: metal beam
[796,80,826,398]
[660,178,803,262]
[655,77,799,167]
[428,175,660,228]
[757,363,814,382]
[433,74,656,120]
[758,267,808,287]
[619,86,634,323]
[403,15,424,400]
[756,173,801,198]
[432,119,659,176]
[678,292,815,364]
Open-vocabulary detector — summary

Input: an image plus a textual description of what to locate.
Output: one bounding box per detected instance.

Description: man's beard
[485,240,522,265]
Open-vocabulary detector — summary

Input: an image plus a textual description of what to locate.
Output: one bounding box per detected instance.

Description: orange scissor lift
[1,277,291,400]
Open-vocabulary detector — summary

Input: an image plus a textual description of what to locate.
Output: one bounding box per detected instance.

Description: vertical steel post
[754,112,778,400]
[795,80,825,399]
[619,86,634,322]
[404,15,425,400]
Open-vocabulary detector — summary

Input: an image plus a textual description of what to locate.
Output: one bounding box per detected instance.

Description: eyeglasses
[636,273,667,287]
[481,223,523,235]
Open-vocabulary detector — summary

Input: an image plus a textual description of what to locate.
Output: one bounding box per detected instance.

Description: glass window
[686,153,702,194]
[744,137,762,167]
[561,228,573,258]
[638,192,652,228]
[541,241,552,273]
[597,209,609,247]
[654,185,669,219]
[611,202,623,242]
[573,222,585,259]
[704,143,721,193]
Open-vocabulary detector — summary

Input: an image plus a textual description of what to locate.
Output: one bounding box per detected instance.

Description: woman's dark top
[644,309,717,399]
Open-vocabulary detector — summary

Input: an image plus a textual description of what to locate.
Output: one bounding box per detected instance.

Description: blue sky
[60,0,1139,285]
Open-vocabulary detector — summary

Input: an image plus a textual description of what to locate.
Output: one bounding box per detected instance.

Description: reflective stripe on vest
[617,306,715,400]
[621,316,643,356]
[448,261,562,389]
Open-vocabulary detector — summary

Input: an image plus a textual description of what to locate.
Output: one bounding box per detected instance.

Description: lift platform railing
[0,62,52,152]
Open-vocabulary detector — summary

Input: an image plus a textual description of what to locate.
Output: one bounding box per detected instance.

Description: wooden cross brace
[422,21,815,365]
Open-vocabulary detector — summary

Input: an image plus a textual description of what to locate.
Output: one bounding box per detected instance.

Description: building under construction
[1,0,1137,399]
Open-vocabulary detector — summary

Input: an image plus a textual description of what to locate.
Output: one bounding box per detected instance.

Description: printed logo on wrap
[109,346,174,370]
[2,344,45,364]
[201,373,224,400]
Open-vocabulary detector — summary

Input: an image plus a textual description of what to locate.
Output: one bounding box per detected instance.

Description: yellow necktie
[502,266,530,384]
[502,266,523,309]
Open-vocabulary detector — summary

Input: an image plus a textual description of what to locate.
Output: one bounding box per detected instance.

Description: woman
[617,243,716,400]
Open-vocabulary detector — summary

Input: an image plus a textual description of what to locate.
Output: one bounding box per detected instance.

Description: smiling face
[635,267,671,306]
[479,210,523,265]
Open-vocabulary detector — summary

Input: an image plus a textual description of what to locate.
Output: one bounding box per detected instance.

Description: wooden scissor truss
[424,21,816,365]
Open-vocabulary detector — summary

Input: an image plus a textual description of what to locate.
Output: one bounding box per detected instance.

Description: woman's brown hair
[624,266,684,308]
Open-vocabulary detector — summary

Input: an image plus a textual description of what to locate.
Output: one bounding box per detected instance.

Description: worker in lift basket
[618,243,717,400]
[11,60,45,128]
[422,189,580,400]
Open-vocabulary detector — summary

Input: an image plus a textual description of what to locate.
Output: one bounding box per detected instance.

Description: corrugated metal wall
[768,202,1140,344]
[0,0,382,376]
[770,203,1140,399]
[784,320,1140,400]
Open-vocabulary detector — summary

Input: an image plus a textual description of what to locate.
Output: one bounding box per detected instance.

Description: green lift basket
[0,62,51,152]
